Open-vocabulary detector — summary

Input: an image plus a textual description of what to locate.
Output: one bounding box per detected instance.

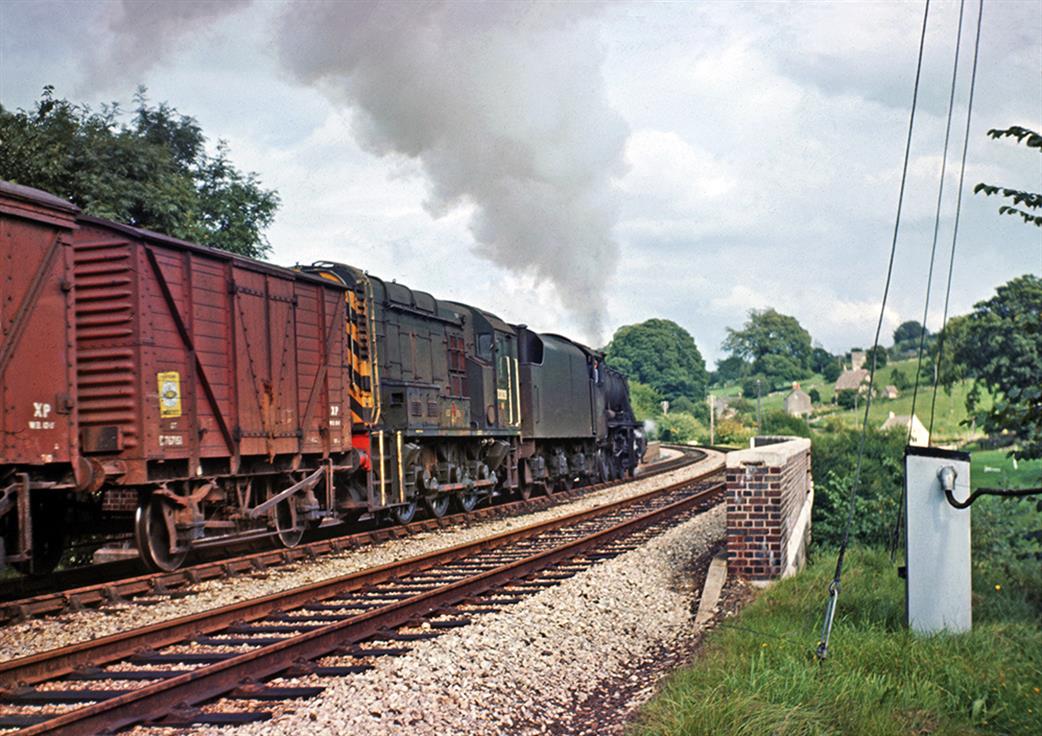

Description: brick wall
[726,436,813,583]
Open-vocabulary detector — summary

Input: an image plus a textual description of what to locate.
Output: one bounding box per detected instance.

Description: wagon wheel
[425,494,451,518]
[135,495,188,572]
[392,500,418,525]
[519,483,533,501]
[274,498,304,548]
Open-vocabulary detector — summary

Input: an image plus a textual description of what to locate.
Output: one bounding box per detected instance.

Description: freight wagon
[1,181,644,574]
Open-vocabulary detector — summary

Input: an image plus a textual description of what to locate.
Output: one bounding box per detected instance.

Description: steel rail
[0,447,702,622]
[0,465,721,689]
[8,474,721,736]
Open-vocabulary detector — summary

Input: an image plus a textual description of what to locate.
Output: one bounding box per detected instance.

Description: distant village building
[881,411,929,446]
[784,383,812,417]
[835,368,870,394]
[850,350,867,371]
[884,385,899,400]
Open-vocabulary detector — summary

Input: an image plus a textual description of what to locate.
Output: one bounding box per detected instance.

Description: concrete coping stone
[725,436,811,469]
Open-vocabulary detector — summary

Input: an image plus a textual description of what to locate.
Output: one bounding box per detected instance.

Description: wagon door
[231,267,300,459]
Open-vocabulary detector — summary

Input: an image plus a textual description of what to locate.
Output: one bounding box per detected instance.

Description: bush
[715,417,754,446]
[811,427,905,547]
[740,374,768,400]
[890,367,910,391]
[822,360,843,383]
[808,387,821,404]
[835,388,858,409]
[657,412,706,443]
[761,410,811,438]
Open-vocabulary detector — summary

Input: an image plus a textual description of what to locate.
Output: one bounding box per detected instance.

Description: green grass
[969,447,1042,491]
[632,548,1042,736]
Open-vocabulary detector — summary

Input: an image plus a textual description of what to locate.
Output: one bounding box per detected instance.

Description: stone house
[850,350,867,371]
[881,411,929,446]
[784,383,812,417]
[884,385,899,400]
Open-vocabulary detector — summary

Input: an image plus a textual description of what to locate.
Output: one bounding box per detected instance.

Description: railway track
[0,465,723,735]
[0,447,701,623]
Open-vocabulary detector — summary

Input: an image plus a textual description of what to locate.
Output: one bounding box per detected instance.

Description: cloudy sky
[2,0,1039,364]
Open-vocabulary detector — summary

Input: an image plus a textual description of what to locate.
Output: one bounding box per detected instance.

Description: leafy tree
[713,355,748,385]
[893,320,927,345]
[822,360,843,383]
[810,346,835,375]
[932,313,972,389]
[974,126,1041,227]
[605,319,709,403]
[808,387,821,404]
[955,275,1042,459]
[627,381,661,422]
[0,86,278,258]
[722,308,813,387]
[865,345,888,369]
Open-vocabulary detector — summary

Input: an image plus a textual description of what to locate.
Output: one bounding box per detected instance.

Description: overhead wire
[816,0,932,661]
[930,0,985,437]
[889,0,970,561]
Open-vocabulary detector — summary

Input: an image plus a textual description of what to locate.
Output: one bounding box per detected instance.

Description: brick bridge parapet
[725,436,813,584]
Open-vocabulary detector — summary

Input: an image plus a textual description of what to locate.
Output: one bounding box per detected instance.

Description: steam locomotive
[0,180,644,574]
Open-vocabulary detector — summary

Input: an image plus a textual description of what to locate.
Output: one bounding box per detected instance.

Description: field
[712,359,988,445]
[633,547,1042,736]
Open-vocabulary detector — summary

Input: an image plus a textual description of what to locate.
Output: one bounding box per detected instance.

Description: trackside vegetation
[633,548,1042,736]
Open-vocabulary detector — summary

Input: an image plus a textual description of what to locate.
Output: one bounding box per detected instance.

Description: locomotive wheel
[275,499,304,548]
[393,501,418,525]
[135,496,188,572]
[555,476,573,492]
[425,494,450,518]
[596,453,611,484]
[457,490,480,513]
[519,484,533,501]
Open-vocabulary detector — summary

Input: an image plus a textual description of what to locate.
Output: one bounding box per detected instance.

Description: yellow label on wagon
[157,371,182,418]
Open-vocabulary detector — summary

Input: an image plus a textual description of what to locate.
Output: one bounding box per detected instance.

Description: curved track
[0,461,722,734]
[0,446,702,623]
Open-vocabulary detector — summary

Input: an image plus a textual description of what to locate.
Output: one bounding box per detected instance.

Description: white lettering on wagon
[159,435,185,447]
[29,402,55,429]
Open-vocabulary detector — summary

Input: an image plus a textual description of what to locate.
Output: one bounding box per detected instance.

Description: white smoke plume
[276,1,628,342]
[86,0,251,82]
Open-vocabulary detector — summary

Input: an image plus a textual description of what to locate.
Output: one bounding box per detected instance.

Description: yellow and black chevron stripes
[346,285,375,427]
[311,268,376,430]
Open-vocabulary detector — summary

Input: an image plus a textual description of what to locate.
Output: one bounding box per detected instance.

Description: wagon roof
[0,180,81,214]
[76,214,341,288]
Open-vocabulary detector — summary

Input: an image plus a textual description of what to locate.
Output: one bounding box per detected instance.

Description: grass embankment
[634,548,1042,736]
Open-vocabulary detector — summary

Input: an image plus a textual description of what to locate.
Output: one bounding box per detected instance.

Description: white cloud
[0,0,1038,367]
